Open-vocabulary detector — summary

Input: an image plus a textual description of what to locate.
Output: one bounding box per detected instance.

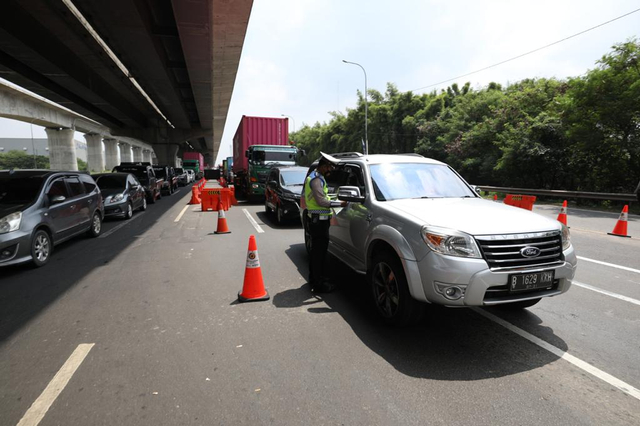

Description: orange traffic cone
[608,205,631,238]
[238,235,269,302]
[214,200,231,234]
[189,185,201,204]
[557,200,568,226]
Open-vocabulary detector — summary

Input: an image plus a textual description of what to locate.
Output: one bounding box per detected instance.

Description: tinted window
[175,168,184,174]
[96,175,126,190]
[153,168,167,178]
[369,163,475,201]
[65,177,85,197]
[79,174,97,193]
[115,166,149,181]
[0,176,44,205]
[47,179,69,198]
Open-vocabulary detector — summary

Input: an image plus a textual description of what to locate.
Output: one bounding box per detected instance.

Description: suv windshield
[280,170,306,186]
[95,176,125,190]
[0,176,44,205]
[115,167,148,181]
[369,163,475,201]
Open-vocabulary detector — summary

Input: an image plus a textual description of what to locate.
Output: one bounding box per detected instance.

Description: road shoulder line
[573,281,640,306]
[174,204,190,223]
[243,208,265,233]
[577,256,640,274]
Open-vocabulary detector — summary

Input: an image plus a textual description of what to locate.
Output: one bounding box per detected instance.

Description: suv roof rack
[119,162,151,166]
[396,153,424,158]
[329,152,364,159]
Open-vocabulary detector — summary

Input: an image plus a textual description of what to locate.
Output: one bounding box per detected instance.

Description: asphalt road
[1,192,639,425]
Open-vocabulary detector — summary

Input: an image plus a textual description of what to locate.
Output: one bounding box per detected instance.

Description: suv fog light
[435,282,466,300]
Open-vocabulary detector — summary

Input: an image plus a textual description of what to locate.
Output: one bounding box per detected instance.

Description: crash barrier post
[214,199,231,234]
[238,235,269,302]
[504,194,536,211]
[201,188,232,211]
[608,205,631,238]
[189,185,201,205]
[557,200,568,226]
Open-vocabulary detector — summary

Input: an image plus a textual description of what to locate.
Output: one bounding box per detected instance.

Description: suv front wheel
[369,250,424,326]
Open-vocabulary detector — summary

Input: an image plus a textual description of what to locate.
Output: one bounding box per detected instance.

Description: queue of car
[0,162,191,268]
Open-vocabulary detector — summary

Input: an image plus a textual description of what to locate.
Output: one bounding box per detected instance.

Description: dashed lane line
[573,281,640,306]
[243,208,265,233]
[98,212,145,239]
[174,204,190,222]
[17,343,95,426]
[473,309,640,401]
[577,256,640,274]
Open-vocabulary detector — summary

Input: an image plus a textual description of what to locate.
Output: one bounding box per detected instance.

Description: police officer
[304,152,346,292]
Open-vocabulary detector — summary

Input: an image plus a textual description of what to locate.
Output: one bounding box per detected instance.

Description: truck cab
[239,145,299,200]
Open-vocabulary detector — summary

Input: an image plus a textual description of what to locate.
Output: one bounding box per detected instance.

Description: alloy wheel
[34,234,50,262]
[372,262,400,318]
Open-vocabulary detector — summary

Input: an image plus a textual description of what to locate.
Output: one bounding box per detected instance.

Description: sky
[1,0,638,165]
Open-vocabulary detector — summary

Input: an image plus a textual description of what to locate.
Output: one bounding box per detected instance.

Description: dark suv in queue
[112,163,161,203]
[264,166,307,224]
[0,170,104,267]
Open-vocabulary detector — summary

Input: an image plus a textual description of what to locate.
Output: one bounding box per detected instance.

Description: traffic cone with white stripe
[238,235,269,302]
[556,200,568,226]
[214,200,231,234]
[608,205,631,238]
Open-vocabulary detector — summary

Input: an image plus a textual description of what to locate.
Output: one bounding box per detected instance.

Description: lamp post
[281,114,296,134]
[342,59,368,154]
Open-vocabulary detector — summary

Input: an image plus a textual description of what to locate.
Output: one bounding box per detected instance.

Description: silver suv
[304,153,577,325]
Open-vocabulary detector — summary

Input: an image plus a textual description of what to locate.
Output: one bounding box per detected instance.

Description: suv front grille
[475,231,563,270]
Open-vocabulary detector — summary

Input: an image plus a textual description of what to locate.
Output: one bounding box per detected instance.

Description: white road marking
[577,256,640,274]
[573,281,640,306]
[243,209,264,233]
[98,212,145,239]
[473,309,640,401]
[17,343,95,426]
[174,204,190,223]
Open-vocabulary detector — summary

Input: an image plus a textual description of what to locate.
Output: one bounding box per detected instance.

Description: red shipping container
[232,116,289,174]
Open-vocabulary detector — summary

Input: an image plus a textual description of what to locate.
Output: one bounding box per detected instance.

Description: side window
[47,178,70,199]
[127,175,138,187]
[65,177,86,197]
[344,165,366,195]
[79,174,97,193]
[268,170,277,184]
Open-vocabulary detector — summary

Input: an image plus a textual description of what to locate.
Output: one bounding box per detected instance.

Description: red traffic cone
[238,235,269,302]
[557,200,568,226]
[608,205,631,238]
[214,200,231,234]
[189,185,201,205]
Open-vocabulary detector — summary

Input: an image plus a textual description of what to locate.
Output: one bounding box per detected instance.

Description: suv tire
[140,197,148,211]
[86,212,102,237]
[369,249,424,326]
[124,202,133,220]
[276,205,285,225]
[31,229,52,267]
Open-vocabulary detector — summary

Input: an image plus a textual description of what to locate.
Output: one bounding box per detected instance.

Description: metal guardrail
[476,186,637,202]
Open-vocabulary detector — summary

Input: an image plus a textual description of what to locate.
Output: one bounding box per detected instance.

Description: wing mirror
[268,180,277,188]
[50,195,66,204]
[338,186,365,203]
[470,185,482,195]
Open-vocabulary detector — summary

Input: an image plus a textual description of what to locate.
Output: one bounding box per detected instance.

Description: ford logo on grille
[520,246,541,257]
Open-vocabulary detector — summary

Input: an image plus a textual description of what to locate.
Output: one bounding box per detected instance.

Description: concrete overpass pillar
[104,138,119,170]
[84,133,104,172]
[132,146,143,162]
[119,142,132,163]
[154,144,179,167]
[45,128,77,171]
[142,149,152,163]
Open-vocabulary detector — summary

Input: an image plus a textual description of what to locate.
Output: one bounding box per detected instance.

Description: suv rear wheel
[86,212,102,237]
[369,250,424,326]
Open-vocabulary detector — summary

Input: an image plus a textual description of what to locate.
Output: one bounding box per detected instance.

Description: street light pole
[342,59,368,155]
[281,114,296,134]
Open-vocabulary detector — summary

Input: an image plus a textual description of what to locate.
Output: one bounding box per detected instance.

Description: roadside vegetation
[294,39,640,197]
[0,151,89,171]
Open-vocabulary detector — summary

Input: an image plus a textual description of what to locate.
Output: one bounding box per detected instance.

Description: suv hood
[387,198,561,235]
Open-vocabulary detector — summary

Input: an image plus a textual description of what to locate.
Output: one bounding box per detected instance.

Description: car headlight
[561,224,571,250]
[420,225,481,258]
[107,194,124,203]
[0,212,22,234]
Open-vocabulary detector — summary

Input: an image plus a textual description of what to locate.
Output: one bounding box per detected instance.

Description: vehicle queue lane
[1,201,639,425]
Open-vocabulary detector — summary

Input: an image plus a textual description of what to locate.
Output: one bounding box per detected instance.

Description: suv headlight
[561,224,571,250]
[421,225,481,258]
[0,212,22,234]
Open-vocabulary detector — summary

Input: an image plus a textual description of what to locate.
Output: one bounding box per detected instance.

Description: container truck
[183,152,204,179]
[232,116,302,200]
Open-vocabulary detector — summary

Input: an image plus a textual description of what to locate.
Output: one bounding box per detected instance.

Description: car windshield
[253,150,296,163]
[0,176,44,205]
[96,176,125,190]
[115,167,148,181]
[369,163,475,201]
[280,170,306,186]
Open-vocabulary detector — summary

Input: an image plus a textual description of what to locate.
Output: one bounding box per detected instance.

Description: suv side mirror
[470,185,482,195]
[268,180,277,188]
[50,195,66,204]
[338,186,365,203]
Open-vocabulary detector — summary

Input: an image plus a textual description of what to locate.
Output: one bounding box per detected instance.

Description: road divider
[473,308,640,401]
[17,343,95,426]
[243,209,264,233]
[573,281,640,306]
